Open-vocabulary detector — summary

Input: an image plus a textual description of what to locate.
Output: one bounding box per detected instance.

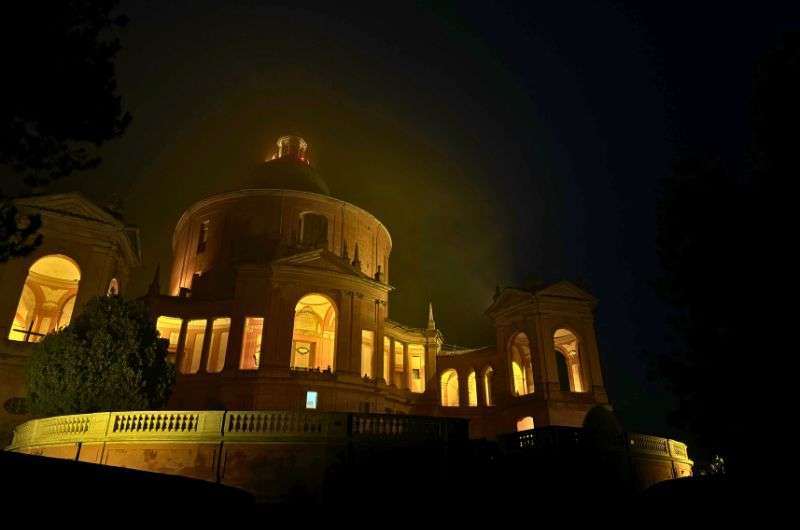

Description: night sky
[46,1,797,436]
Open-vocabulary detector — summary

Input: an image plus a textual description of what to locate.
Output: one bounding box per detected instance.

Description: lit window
[107,278,119,296]
[517,416,535,431]
[409,344,425,393]
[155,316,183,358]
[361,330,374,378]
[393,340,404,371]
[306,391,318,409]
[240,317,263,370]
[383,336,391,382]
[291,294,336,371]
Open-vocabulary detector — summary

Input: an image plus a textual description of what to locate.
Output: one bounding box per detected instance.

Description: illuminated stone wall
[0,193,140,445]
[7,410,467,502]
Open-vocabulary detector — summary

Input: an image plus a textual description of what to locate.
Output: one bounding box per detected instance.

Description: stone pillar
[476,367,486,407]
[374,300,385,383]
[350,293,363,377]
[174,319,189,373]
[336,290,353,375]
[387,335,396,385]
[402,342,410,389]
[198,319,214,373]
[223,316,244,371]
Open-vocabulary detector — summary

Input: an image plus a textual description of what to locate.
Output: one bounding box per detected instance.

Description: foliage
[653,33,798,471]
[0,1,131,263]
[0,200,42,262]
[1,0,131,187]
[27,296,175,416]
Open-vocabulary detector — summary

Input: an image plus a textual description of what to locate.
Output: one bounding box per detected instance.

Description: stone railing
[627,432,692,464]
[7,410,467,451]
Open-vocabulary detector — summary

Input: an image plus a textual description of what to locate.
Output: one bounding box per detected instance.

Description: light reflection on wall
[8,254,80,342]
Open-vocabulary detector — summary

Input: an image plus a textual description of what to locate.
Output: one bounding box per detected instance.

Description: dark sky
[49,1,796,436]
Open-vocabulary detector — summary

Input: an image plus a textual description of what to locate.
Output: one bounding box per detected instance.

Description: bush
[27,295,175,416]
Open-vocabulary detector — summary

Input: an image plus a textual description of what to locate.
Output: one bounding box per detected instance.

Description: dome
[244,135,330,195]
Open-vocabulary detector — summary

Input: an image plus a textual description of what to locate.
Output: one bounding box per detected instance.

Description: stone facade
[0,193,140,442]
[0,136,692,490]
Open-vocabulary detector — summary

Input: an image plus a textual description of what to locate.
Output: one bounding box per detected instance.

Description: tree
[0,0,131,262]
[653,34,798,473]
[26,295,175,416]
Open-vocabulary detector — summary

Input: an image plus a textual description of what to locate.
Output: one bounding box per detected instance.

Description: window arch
[300,212,328,248]
[554,328,584,392]
[8,255,81,342]
[292,293,336,371]
[483,366,494,406]
[509,332,534,396]
[107,278,119,296]
[441,369,459,407]
[467,370,478,407]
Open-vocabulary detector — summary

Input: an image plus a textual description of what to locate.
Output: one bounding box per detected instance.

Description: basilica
[0,136,693,498]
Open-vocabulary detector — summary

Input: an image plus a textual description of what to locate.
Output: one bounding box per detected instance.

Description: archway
[8,255,80,342]
[554,328,583,392]
[509,332,534,396]
[440,369,459,407]
[292,293,337,371]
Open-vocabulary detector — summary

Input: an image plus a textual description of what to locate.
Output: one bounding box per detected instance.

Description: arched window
[8,255,81,342]
[292,293,336,371]
[156,316,182,363]
[441,369,459,407]
[107,278,119,296]
[509,332,534,396]
[483,366,494,406]
[300,212,328,248]
[516,416,535,432]
[554,328,584,392]
[467,370,478,407]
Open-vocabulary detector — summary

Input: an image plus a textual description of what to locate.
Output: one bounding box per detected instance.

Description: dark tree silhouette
[654,34,798,473]
[26,295,175,416]
[0,0,130,262]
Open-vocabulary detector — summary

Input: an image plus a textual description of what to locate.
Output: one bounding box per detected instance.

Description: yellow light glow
[181,319,206,374]
[467,370,477,407]
[206,317,231,373]
[241,317,263,370]
[8,254,80,342]
[440,369,459,407]
[291,293,336,371]
[361,330,374,378]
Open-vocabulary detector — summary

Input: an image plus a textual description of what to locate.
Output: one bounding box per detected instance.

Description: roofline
[172,188,393,251]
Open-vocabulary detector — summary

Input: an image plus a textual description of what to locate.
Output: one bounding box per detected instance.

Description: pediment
[15,192,123,228]
[534,281,597,302]
[271,248,370,278]
[485,288,534,316]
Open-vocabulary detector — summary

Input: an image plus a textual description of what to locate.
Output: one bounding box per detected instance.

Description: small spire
[352,242,361,270]
[342,240,349,261]
[147,264,161,297]
[427,302,436,330]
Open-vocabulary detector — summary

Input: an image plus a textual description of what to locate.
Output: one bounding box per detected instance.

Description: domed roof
[244,135,330,195]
